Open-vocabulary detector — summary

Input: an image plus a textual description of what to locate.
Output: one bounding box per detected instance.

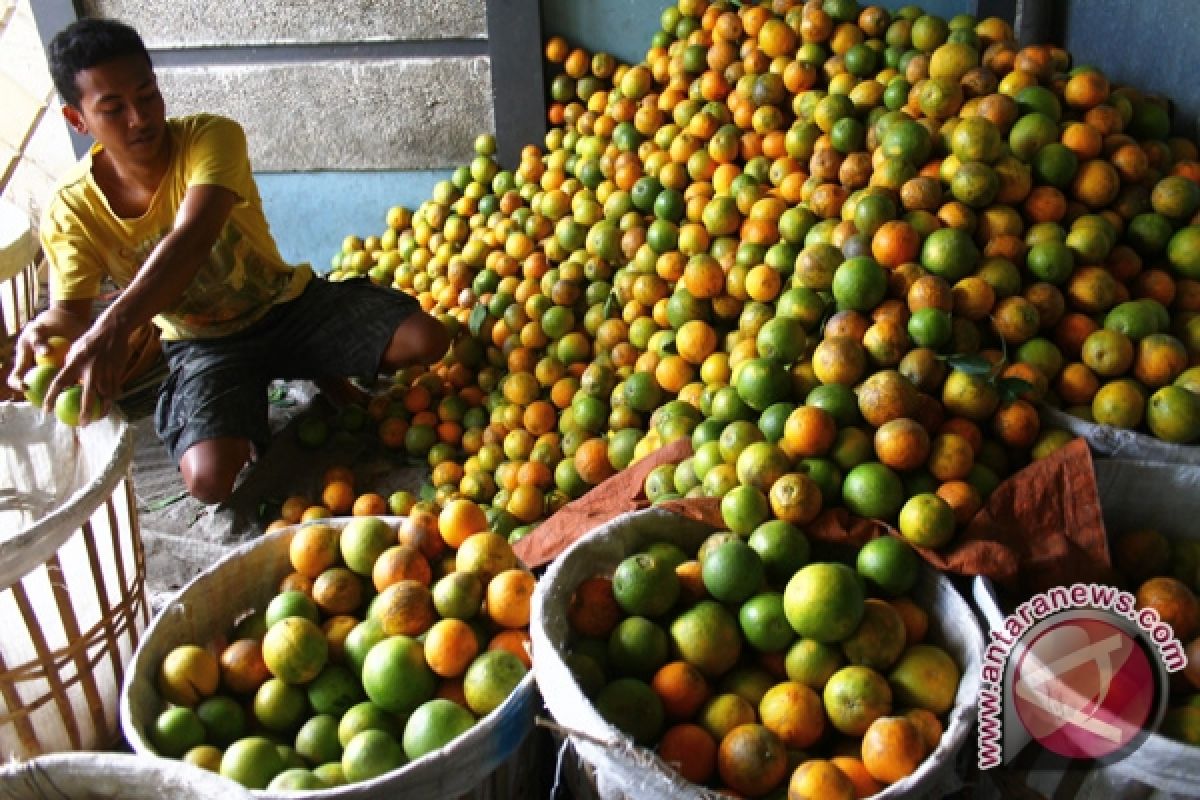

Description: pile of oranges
[330,0,1200,560]
[310,0,1200,792]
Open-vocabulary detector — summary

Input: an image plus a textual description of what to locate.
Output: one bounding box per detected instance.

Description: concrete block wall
[20,1,498,265]
[85,0,494,173]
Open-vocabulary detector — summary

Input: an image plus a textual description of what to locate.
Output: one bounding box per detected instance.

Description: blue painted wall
[540,0,660,66]
[256,170,452,271]
[1059,0,1200,140]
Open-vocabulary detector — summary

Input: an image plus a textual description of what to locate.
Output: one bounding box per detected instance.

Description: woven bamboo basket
[0,404,147,759]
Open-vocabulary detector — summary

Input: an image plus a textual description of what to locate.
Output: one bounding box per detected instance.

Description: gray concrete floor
[119,374,427,611]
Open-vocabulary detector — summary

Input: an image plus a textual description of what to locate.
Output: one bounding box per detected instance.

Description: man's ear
[62,104,88,135]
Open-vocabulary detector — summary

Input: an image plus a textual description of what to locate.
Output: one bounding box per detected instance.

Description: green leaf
[603,288,620,319]
[140,491,188,513]
[945,353,993,376]
[419,483,437,503]
[267,384,294,407]
[468,304,489,338]
[997,377,1035,404]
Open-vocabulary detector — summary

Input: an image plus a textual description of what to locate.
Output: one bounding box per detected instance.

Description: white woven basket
[0,751,255,799]
[1040,405,1200,465]
[531,507,985,800]
[121,517,539,799]
[0,403,146,759]
[974,458,1200,797]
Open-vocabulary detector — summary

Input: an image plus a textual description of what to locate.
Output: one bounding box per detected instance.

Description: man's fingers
[8,345,34,391]
[79,383,110,425]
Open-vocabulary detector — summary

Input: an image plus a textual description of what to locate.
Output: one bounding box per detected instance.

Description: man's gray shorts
[154,277,420,462]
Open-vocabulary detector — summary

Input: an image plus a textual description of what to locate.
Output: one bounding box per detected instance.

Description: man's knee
[384,312,450,369]
[179,437,252,505]
[182,469,236,505]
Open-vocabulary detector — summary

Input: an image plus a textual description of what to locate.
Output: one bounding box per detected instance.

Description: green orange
[783,563,865,643]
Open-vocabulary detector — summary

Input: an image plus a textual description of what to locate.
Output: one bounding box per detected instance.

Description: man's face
[63,53,167,166]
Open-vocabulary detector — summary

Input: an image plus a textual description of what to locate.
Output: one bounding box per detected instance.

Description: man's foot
[315,377,370,408]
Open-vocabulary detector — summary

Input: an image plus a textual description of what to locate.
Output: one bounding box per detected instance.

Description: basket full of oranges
[531,506,984,799]
[121,514,539,797]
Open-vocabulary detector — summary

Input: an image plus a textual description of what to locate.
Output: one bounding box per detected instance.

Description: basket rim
[0,750,257,798]
[0,404,135,591]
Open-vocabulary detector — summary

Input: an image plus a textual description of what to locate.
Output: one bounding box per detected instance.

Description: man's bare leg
[179,436,255,505]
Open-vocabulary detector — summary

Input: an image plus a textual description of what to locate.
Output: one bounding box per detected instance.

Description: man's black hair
[47,18,152,108]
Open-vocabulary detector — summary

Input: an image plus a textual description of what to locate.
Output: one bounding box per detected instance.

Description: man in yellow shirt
[7,18,448,504]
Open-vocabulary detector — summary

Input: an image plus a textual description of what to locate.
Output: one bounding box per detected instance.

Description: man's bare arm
[43,183,238,421]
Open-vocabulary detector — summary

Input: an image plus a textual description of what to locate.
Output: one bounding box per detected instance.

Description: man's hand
[43,318,131,424]
[6,302,92,397]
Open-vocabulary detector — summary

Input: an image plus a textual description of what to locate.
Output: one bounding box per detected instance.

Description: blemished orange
[567,575,621,638]
[311,567,364,616]
[372,580,437,639]
[372,544,432,592]
[716,723,790,797]
[992,398,1041,448]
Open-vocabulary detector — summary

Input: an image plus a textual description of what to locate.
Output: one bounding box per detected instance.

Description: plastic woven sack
[0,752,255,799]
[1041,405,1200,466]
[531,507,985,800]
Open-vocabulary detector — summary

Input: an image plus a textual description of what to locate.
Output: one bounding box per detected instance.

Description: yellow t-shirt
[41,113,312,340]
